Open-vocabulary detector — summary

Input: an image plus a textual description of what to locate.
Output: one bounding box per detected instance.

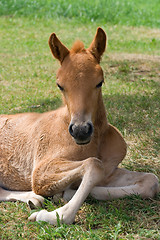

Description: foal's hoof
[27,197,44,209]
[28,211,39,221]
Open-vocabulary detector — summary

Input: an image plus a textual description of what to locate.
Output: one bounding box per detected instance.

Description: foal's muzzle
[69,121,93,145]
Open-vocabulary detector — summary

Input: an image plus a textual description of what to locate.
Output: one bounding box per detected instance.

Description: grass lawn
[0,0,160,239]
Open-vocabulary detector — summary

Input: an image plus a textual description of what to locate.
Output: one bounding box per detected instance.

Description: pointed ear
[88,27,107,63]
[48,33,69,64]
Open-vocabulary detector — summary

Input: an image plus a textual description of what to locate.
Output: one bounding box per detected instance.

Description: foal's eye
[96,81,104,88]
[57,83,64,91]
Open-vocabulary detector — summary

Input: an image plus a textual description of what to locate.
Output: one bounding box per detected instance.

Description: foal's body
[0,28,159,225]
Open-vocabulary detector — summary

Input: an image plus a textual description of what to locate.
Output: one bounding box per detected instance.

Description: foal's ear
[49,33,69,64]
[88,27,107,63]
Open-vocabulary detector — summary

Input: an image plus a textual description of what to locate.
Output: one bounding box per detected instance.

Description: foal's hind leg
[90,168,159,200]
[0,187,44,208]
[88,124,159,201]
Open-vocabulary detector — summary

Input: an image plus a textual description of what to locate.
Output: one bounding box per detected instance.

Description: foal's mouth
[74,138,91,145]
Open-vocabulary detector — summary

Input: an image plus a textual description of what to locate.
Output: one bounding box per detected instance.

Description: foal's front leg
[29,157,104,225]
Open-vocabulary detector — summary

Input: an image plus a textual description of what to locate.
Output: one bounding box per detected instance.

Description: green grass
[1,196,160,239]
[0,0,160,27]
[0,1,160,239]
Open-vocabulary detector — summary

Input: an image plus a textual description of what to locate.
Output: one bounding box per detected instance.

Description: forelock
[70,40,85,53]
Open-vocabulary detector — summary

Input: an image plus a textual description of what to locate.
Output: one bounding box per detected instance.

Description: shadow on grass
[22,97,62,113]
[103,91,159,133]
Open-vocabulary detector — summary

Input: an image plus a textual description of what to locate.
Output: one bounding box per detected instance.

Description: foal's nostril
[87,122,93,136]
[69,123,74,137]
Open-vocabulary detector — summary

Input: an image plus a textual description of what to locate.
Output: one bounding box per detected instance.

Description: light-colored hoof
[27,196,44,209]
[28,211,39,221]
[28,210,50,223]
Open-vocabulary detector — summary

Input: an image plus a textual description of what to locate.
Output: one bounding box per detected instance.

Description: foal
[0,28,159,225]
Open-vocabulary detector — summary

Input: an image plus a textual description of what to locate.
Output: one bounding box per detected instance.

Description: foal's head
[49,28,106,145]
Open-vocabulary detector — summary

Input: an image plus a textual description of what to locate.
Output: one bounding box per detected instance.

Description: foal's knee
[83,157,105,183]
[137,173,159,198]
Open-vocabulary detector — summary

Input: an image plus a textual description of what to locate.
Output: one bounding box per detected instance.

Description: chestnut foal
[0,28,159,225]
